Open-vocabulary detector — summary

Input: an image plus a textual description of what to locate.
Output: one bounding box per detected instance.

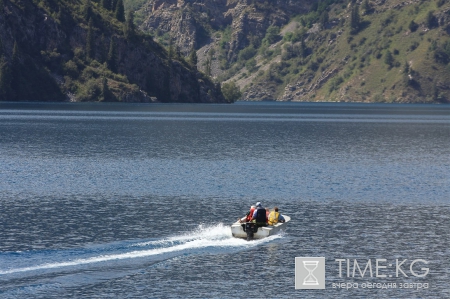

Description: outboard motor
[243,222,258,241]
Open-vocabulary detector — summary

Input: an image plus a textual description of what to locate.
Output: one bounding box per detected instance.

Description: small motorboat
[231,215,291,241]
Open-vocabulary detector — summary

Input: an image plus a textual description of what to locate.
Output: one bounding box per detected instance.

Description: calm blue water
[0,102,449,298]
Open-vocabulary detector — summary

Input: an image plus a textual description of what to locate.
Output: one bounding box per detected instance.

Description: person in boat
[239,205,256,223]
[268,206,285,226]
[265,207,270,224]
[251,202,268,227]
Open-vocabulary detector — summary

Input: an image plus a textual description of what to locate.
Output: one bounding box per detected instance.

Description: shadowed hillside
[0,0,227,103]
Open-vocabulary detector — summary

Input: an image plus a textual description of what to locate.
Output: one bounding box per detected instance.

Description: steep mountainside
[139,0,312,58]
[0,0,227,103]
[136,0,450,103]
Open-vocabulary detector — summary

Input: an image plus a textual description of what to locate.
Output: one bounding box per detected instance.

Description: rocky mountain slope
[0,0,227,103]
[139,0,312,57]
[136,0,450,103]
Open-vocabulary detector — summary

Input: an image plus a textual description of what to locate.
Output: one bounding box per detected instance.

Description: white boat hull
[231,215,290,239]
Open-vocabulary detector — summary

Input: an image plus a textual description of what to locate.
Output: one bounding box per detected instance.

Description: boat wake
[0,223,283,277]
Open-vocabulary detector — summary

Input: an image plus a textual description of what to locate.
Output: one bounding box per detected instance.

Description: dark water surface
[0,102,449,298]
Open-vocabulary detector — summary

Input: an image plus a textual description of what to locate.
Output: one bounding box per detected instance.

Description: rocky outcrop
[139,0,312,60]
[141,0,230,55]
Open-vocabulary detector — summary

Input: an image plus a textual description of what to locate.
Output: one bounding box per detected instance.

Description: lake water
[0,102,449,298]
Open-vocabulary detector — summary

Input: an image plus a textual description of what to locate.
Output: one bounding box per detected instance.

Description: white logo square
[295,257,325,289]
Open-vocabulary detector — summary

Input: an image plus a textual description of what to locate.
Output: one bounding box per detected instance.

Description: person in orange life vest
[251,202,267,227]
[268,207,285,226]
[239,205,255,223]
[248,205,256,222]
[265,207,270,224]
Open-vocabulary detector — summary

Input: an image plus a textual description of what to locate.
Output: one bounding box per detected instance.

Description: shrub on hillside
[221,81,241,102]
[408,20,419,32]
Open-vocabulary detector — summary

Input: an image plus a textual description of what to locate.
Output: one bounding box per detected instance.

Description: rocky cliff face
[140,0,228,55]
[140,0,312,59]
[0,0,226,103]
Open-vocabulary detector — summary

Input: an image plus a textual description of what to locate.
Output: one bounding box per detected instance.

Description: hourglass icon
[295,257,325,289]
[302,260,319,285]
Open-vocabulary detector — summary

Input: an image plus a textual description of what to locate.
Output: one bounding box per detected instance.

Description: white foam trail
[133,223,233,247]
[0,223,282,275]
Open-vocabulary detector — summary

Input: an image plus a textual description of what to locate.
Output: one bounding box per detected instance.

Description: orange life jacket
[246,207,255,222]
